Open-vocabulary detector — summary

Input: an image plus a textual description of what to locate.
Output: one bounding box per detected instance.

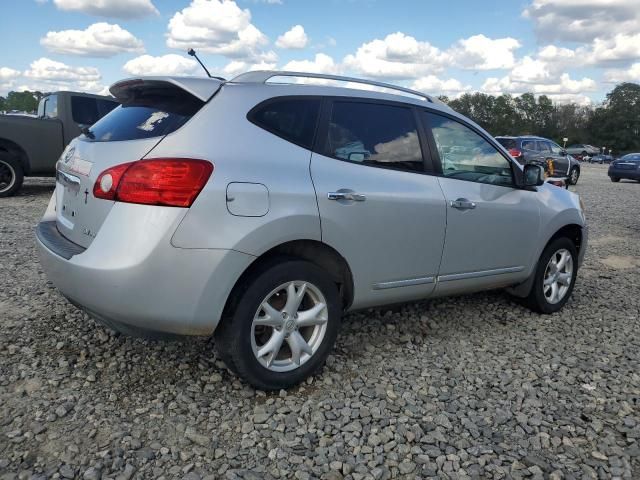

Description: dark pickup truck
[0,91,118,197]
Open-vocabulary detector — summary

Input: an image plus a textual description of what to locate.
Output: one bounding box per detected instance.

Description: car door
[310,99,447,309]
[547,141,570,176]
[421,110,541,296]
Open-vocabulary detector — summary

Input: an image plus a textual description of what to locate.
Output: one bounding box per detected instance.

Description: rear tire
[0,154,24,198]
[610,177,620,182]
[523,237,578,314]
[214,259,341,390]
[568,167,580,185]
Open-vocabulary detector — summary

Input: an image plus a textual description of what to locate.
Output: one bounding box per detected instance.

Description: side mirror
[523,164,545,187]
[560,149,567,156]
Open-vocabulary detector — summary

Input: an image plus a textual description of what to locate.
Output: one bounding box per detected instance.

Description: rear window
[84,86,204,142]
[71,96,118,126]
[496,138,516,149]
[249,97,321,149]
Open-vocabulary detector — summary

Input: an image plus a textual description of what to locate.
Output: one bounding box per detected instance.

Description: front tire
[523,238,578,314]
[610,176,620,182]
[214,259,341,390]
[0,154,24,198]
[568,167,580,185]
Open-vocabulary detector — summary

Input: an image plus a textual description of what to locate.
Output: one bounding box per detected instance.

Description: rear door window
[249,97,321,149]
[323,101,424,173]
[84,86,203,142]
[521,140,537,151]
[538,141,551,153]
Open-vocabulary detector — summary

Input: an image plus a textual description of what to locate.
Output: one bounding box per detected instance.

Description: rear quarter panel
[154,84,322,254]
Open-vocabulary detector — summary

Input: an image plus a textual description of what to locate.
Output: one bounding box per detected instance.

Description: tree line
[440,82,640,155]
[0,91,44,114]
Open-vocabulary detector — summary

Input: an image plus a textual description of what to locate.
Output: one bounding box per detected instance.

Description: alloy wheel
[251,281,328,372]
[543,248,573,304]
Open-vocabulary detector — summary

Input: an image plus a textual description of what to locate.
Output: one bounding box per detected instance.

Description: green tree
[0,95,6,112]
[589,83,640,153]
[5,91,39,113]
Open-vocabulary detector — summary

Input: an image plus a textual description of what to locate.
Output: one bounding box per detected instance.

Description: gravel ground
[1,165,639,480]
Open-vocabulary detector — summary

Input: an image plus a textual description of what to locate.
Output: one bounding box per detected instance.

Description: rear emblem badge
[63,147,75,164]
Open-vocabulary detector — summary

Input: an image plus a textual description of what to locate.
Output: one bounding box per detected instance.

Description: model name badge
[82,227,96,238]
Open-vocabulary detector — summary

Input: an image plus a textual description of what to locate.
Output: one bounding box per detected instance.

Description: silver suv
[36,72,588,390]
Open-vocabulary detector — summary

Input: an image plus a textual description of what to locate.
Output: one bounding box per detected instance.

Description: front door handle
[328,192,366,202]
[450,198,476,210]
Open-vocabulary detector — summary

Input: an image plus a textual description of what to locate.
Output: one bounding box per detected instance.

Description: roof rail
[230,70,434,103]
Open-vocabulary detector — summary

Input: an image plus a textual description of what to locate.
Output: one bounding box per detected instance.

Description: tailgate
[55,77,219,249]
[55,137,163,248]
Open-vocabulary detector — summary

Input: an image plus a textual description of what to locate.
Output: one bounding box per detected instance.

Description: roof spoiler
[110,76,223,103]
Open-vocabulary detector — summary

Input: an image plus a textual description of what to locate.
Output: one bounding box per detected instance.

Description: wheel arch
[0,138,30,175]
[222,240,354,320]
[508,223,584,298]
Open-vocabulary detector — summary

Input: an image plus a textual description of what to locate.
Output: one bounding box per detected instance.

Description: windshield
[621,153,640,162]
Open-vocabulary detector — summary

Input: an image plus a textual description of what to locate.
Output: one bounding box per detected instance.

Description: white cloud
[53,0,158,18]
[524,0,640,43]
[587,33,640,64]
[22,57,103,93]
[123,54,200,76]
[0,67,21,94]
[275,25,308,49]
[450,35,521,70]
[343,32,450,80]
[41,23,144,57]
[166,0,274,62]
[482,72,596,98]
[283,53,339,74]
[0,67,20,81]
[604,62,640,83]
[411,76,472,96]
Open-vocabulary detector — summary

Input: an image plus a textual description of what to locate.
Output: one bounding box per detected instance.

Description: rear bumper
[36,203,254,336]
[608,168,640,180]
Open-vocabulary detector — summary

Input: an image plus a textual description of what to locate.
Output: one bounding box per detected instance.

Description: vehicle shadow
[16,179,56,197]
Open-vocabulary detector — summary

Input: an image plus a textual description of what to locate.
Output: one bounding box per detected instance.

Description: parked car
[36,72,588,390]
[589,154,613,164]
[608,153,640,182]
[0,91,118,197]
[495,135,581,185]
[566,144,600,157]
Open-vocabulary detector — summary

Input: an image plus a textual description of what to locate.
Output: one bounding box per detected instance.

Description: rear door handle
[450,198,476,210]
[328,192,366,202]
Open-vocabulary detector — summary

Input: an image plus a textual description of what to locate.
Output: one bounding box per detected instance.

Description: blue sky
[1,0,639,105]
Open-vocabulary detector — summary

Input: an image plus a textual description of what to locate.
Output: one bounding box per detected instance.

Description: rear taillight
[508,148,523,159]
[93,158,213,207]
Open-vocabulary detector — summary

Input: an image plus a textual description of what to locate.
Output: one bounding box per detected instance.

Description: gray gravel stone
[0,168,639,479]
